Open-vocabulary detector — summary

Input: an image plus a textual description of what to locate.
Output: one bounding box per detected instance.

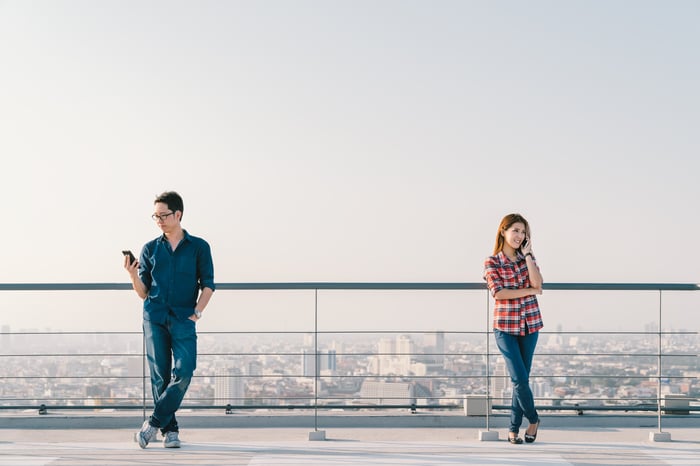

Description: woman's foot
[508,433,523,444]
[524,419,540,443]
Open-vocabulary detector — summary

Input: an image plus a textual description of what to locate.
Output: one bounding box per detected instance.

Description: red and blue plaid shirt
[483,251,543,336]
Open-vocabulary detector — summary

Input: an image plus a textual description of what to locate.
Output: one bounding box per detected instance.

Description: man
[124,191,215,448]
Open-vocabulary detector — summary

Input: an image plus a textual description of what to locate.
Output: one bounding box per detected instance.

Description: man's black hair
[154,191,184,218]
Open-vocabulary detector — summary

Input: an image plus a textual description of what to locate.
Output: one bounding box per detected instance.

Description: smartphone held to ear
[122,250,136,265]
[522,238,529,248]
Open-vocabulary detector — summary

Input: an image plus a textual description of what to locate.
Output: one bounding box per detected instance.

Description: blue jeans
[143,314,197,433]
[494,329,539,433]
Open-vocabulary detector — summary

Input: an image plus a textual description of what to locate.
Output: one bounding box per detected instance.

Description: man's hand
[124,255,147,300]
[123,255,139,275]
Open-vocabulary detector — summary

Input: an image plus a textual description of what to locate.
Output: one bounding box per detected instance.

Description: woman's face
[502,222,527,250]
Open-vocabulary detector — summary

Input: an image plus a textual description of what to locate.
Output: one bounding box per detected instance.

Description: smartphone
[122,250,136,265]
[522,237,529,248]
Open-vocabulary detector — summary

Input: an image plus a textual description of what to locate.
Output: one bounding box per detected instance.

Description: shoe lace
[143,424,157,438]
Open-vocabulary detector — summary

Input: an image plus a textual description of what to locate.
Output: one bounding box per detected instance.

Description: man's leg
[143,320,173,423]
[151,315,197,434]
[139,320,172,448]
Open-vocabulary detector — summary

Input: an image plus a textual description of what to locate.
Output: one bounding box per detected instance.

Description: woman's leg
[517,331,539,425]
[495,330,539,432]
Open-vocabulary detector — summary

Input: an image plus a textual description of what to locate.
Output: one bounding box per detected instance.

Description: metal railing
[0,282,698,434]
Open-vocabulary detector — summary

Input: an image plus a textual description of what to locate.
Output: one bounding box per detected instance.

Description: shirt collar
[497,250,524,263]
[157,229,191,244]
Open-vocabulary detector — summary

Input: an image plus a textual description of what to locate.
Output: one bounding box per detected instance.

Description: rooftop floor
[1,414,698,465]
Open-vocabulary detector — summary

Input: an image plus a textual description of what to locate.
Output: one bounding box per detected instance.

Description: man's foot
[137,420,158,449]
[164,431,181,448]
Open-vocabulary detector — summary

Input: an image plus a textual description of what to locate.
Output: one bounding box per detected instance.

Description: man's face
[152,202,179,233]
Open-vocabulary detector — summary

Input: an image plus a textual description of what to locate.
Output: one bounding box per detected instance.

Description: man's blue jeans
[494,329,539,433]
[143,314,197,433]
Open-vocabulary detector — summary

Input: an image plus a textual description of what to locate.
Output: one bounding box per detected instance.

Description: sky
[0,1,698,333]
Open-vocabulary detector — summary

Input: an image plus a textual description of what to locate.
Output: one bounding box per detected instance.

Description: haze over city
[1,1,698,333]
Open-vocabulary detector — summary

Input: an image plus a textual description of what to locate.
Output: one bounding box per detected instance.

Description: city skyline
[2,330,696,410]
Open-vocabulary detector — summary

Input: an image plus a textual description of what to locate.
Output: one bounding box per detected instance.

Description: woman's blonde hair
[493,213,531,255]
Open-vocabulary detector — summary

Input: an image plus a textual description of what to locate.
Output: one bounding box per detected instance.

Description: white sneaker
[163,431,181,448]
[137,420,158,449]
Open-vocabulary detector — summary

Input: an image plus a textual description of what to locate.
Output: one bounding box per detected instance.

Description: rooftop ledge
[2,413,698,466]
[1,410,697,430]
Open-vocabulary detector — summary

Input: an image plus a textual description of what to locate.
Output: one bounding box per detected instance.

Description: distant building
[325,349,337,372]
[360,380,415,405]
[329,340,344,362]
[85,383,110,399]
[422,331,445,365]
[303,333,316,348]
[302,350,316,377]
[376,338,392,375]
[373,335,416,376]
[215,366,244,405]
[533,379,551,399]
[248,361,263,377]
[302,349,337,377]
[494,356,510,402]
[396,335,413,374]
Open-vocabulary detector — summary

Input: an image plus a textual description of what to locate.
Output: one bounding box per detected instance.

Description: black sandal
[508,434,523,444]
[524,419,540,443]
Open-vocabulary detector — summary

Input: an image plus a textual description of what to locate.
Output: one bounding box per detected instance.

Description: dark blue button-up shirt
[138,230,215,323]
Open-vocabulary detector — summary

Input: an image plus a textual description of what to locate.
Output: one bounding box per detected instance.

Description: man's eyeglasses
[151,212,175,222]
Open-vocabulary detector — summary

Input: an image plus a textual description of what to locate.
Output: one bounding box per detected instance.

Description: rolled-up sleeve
[197,241,216,292]
[483,257,504,297]
[138,244,153,293]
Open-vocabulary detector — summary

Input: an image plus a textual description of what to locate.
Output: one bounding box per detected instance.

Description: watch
[194,309,202,319]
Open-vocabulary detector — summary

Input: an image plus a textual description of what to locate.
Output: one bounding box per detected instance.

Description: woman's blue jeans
[143,315,197,433]
[494,329,539,433]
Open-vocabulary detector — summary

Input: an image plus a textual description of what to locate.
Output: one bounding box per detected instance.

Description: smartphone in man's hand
[122,250,136,265]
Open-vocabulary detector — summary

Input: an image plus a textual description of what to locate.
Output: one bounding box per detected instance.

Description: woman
[483,213,543,444]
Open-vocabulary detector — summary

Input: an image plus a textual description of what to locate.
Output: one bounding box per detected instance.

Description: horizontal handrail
[0,282,698,291]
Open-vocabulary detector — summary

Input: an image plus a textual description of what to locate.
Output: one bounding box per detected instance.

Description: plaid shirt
[483,251,543,336]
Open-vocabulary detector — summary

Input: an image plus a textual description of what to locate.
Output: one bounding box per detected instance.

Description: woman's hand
[523,239,543,288]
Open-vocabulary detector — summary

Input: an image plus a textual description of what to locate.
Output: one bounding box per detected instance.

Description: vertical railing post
[309,288,326,440]
[486,289,491,431]
[142,332,147,421]
[649,290,671,441]
[479,288,498,440]
[314,288,319,429]
[657,290,663,432]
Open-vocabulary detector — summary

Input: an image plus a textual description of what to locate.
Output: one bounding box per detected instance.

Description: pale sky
[1,1,698,332]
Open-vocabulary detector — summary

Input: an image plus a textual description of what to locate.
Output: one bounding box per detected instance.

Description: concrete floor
[1,426,698,466]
